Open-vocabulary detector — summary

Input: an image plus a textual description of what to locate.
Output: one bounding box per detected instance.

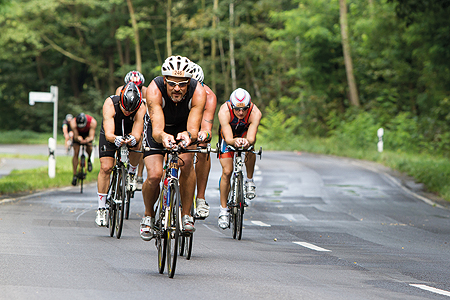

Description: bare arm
[198,84,217,141]
[102,98,117,144]
[129,103,146,144]
[146,80,172,146]
[69,119,80,142]
[182,81,206,144]
[85,118,97,143]
[218,103,235,145]
[244,105,262,145]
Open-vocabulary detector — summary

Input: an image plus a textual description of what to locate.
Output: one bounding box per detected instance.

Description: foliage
[0,0,449,157]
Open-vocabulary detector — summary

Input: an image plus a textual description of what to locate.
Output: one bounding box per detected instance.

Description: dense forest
[0,0,449,155]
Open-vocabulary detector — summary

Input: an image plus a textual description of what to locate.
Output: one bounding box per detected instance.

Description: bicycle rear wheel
[229,177,238,239]
[125,190,131,220]
[167,183,180,278]
[235,172,244,240]
[79,154,85,193]
[115,165,126,239]
[186,204,194,260]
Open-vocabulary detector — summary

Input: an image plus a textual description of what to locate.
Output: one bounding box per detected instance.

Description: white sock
[128,164,137,174]
[97,193,107,209]
[246,177,253,183]
[219,206,229,214]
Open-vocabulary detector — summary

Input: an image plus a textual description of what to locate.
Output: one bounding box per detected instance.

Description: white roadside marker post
[29,86,58,178]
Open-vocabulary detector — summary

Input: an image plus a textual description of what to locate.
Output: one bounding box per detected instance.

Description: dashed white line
[251,221,271,227]
[410,284,450,297]
[293,241,331,252]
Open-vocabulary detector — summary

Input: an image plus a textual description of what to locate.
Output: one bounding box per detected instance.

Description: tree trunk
[229,2,237,91]
[108,54,115,95]
[211,0,219,92]
[245,58,262,105]
[166,0,172,57]
[199,0,205,62]
[219,38,229,99]
[126,0,142,72]
[339,0,360,107]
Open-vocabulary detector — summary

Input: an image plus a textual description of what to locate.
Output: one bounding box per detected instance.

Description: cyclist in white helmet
[217,88,262,229]
[140,55,206,240]
[190,62,217,219]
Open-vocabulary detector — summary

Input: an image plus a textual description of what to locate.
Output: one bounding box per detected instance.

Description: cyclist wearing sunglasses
[95,82,146,227]
[217,88,262,229]
[115,70,147,191]
[190,62,217,219]
[140,55,206,240]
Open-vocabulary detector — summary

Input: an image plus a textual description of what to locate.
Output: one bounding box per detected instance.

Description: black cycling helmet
[76,113,87,128]
[120,82,142,112]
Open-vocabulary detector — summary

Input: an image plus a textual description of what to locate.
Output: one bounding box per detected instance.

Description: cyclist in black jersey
[116,70,147,191]
[139,55,206,240]
[95,82,147,227]
[62,114,73,153]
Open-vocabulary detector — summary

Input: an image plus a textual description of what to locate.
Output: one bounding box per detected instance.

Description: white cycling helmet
[190,62,204,83]
[230,88,251,108]
[161,55,193,78]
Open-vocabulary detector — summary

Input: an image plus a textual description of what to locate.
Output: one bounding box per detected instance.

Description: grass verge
[260,135,450,202]
[0,155,99,196]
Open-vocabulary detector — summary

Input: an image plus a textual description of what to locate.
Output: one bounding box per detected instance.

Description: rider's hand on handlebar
[176,131,191,148]
[114,136,125,147]
[234,138,249,149]
[124,135,137,147]
[162,133,177,150]
[198,131,210,142]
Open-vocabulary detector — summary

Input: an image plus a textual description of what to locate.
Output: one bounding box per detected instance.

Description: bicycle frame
[147,144,214,278]
[107,144,129,239]
[226,145,262,240]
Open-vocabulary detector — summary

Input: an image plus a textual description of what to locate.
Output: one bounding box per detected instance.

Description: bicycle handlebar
[143,145,217,155]
[226,145,263,158]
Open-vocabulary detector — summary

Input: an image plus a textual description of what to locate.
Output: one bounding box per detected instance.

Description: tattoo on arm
[204,118,213,124]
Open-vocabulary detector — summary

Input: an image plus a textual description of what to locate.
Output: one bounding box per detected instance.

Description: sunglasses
[233,106,249,112]
[166,79,190,88]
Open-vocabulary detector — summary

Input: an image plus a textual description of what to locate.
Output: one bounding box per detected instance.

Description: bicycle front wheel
[115,165,126,239]
[108,168,119,237]
[235,172,245,240]
[166,182,180,278]
[229,176,238,239]
[157,214,167,274]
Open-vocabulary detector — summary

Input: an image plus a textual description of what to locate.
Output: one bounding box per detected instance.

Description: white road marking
[251,221,271,227]
[410,284,450,297]
[293,241,331,252]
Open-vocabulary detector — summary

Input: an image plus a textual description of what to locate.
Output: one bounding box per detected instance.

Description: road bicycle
[225,145,262,240]
[75,143,91,193]
[146,143,214,278]
[104,138,141,239]
[178,146,217,260]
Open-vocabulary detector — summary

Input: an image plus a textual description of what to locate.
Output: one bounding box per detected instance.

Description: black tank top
[100,95,138,136]
[153,76,197,129]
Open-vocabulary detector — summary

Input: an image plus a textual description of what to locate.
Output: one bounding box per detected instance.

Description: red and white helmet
[230,88,251,108]
[161,55,193,78]
[124,71,145,88]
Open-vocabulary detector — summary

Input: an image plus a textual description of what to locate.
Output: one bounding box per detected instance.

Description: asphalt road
[1,149,450,299]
